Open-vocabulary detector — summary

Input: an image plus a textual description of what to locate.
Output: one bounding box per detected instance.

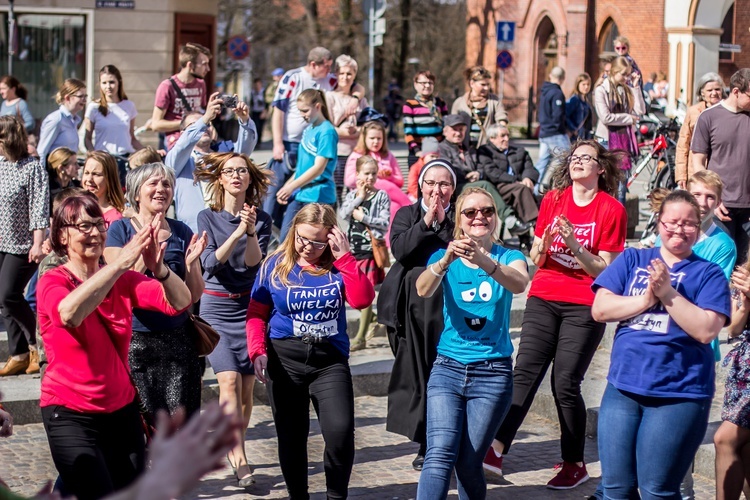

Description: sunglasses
[461,206,496,219]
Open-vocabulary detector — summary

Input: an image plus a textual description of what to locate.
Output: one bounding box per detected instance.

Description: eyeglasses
[614,46,628,52]
[461,206,496,219]
[65,220,109,234]
[416,81,434,86]
[296,233,328,250]
[72,93,88,99]
[221,167,249,177]
[570,154,599,164]
[660,220,699,234]
[423,180,453,189]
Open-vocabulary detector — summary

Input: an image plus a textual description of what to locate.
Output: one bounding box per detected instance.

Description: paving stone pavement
[1,395,715,499]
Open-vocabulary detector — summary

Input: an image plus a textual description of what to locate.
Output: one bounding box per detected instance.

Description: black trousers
[41,401,146,500]
[721,206,750,264]
[267,337,355,500]
[495,296,604,463]
[0,252,38,356]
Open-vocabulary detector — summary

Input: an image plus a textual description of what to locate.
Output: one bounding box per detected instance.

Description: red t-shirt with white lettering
[529,186,627,305]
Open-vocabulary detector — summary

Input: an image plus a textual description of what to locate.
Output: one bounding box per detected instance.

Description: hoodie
[538,81,567,138]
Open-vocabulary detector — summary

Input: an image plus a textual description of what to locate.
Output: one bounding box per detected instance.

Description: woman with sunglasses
[38,79,88,168]
[592,190,729,498]
[612,36,642,86]
[415,187,528,499]
[403,71,448,167]
[194,151,272,488]
[247,203,374,499]
[37,194,191,500]
[486,140,627,489]
[379,159,457,470]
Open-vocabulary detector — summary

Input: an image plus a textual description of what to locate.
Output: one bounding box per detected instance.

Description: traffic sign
[373,18,386,35]
[496,21,515,43]
[496,50,513,70]
[227,35,249,60]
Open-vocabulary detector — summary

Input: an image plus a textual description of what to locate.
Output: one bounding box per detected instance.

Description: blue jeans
[417,355,513,500]
[535,134,570,195]
[598,383,710,500]
[262,140,299,229]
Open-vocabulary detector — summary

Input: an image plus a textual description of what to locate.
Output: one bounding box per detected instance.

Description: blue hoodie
[538,81,566,138]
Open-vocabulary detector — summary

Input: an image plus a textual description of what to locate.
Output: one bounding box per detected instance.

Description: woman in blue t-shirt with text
[591,190,730,499]
[414,187,529,500]
[276,89,338,242]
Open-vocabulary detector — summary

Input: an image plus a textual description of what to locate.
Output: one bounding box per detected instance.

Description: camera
[220,94,238,109]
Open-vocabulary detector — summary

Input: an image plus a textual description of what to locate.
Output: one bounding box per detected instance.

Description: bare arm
[271,108,286,160]
[657,286,725,343]
[83,117,95,151]
[591,287,656,323]
[692,152,708,172]
[130,118,145,151]
[149,106,181,134]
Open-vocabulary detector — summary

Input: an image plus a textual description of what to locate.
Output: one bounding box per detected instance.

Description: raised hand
[186,231,209,268]
[328,226,350,259]
[552,215,579,251]
[119,222,156,271]
[648,258,674,300]
[233,97,249,123]
[203,92,223,125]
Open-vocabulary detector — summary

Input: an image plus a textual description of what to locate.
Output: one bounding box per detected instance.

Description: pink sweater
[344,150,403,191]
[38,267,183,413]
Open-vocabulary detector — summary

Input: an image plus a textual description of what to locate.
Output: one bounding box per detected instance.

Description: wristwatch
[575,245,584,255]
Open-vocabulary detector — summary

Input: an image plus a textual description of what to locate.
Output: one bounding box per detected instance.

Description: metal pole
[498,69,504,103]
[368,2,375,104]
[8,0,15,74]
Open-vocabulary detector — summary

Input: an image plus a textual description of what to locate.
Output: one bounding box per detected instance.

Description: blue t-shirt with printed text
[428,244,526,364]
[294,120,337,204]
[592,247,731,399]
[656,224,737,360]
[251,254,350,357]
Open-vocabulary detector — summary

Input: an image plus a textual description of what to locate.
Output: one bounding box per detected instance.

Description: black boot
[412,442,427,471]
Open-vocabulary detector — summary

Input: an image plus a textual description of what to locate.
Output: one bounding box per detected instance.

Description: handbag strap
[169,77,193,113]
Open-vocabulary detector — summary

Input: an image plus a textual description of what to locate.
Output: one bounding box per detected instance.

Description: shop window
[0,12,87,129]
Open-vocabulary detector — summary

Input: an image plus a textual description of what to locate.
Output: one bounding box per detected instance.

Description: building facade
[0,0,218,136]
[467,0,745,125]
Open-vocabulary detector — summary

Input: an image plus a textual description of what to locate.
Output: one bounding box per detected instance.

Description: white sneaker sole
[546,473,590,490]
[482,463,503,477]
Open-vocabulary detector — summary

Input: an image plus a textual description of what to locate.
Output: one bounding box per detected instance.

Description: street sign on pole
[227,35,250,60]
[496,50,513,70]
[496,21,516,50]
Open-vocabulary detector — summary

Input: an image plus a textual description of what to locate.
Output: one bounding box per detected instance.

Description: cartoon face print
[458,279,493,331]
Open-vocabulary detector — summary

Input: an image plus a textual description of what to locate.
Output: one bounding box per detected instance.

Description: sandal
[350,339,366,352]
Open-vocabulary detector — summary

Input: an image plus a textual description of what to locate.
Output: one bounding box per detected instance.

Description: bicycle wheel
[652,163,676,191]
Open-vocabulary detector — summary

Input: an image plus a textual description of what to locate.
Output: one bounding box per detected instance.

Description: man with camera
[150,43,212,150]
[165,92,258,232]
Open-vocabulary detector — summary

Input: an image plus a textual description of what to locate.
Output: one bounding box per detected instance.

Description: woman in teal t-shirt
[414,187,529,500]
[276,89,338,242]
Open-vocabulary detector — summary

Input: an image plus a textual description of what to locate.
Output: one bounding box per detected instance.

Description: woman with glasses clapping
[486,140,627,490]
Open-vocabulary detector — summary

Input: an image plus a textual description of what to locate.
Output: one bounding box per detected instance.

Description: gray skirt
[201,292,254,375]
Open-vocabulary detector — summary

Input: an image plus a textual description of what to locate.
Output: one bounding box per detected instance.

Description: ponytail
[297,88,331,123]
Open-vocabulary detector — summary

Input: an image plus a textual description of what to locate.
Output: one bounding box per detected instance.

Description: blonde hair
[261,204,338,288]
[129,147,162,170]
[354,121,389,155]
[688,170,723,200]
[178,42,211,68]
[193,152,271,212]
[47,147,77,181]
[606,57,634,112]
[453,187,501,242]
[355,155,378,173]
[55,79,86,105]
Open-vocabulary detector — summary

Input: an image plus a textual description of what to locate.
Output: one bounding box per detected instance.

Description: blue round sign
[496,50,513,70]
[227,35,249,60]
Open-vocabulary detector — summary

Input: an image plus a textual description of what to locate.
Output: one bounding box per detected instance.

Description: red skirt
[357,257,385,287]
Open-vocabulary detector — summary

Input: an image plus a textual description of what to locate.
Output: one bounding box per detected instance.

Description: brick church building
[466,0,747,124]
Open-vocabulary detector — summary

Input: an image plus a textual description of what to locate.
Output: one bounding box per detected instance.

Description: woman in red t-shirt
[485,139,627,489]
[37,195,191,500]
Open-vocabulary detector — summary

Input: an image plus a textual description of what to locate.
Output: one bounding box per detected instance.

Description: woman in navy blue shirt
[592,190,730,498]
[194,151,271,488]
[104,162,208,424]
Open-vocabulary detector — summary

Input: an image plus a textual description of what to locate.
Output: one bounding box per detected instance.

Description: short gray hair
[308,47,332,65]
[335,54,358,74]
[696,72,725,100]
[486,123,509,140]
[550,66,566,81]
[126,162,176,211]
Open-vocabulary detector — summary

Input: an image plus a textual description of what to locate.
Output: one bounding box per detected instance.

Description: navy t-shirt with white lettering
[592,247,730,399]
[250,254,350,356]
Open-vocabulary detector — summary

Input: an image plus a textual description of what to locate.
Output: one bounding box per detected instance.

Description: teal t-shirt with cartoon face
[428,244,526,364]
